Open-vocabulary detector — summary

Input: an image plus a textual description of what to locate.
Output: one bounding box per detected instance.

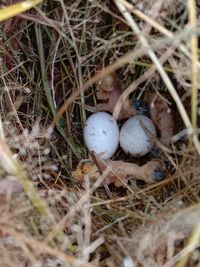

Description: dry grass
[0,0,200,266]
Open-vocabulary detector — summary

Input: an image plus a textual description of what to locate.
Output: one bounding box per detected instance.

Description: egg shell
[120,115,156,157]
[83,112,119,159]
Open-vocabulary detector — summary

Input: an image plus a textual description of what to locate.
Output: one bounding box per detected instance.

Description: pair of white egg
[83,112,156,160]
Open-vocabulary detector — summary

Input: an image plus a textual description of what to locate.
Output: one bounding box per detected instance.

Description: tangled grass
[0,0,200,266]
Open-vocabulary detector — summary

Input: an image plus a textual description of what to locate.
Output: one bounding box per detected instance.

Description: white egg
[120,115,156,157]
[83,112,119,159]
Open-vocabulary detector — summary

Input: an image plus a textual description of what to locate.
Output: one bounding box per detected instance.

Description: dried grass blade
[0,0,42,22]
[188,0,198,128]
[0,139,50,216]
